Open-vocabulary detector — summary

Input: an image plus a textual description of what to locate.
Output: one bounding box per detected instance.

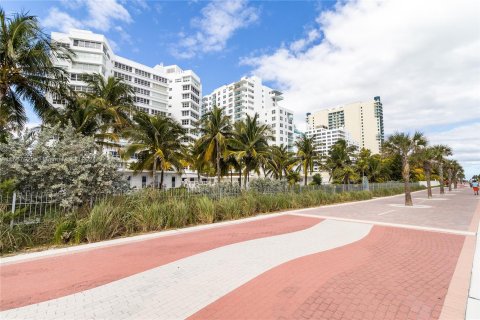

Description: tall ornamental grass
[0,185,425,254]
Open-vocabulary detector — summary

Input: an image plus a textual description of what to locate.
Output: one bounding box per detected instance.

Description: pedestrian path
[0,186,478,320]
[1,220,371,319]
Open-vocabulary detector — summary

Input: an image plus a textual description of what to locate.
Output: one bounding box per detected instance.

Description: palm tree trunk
[244,168,248,189]
[403,157,413,206]
[454,176,458,189]
[425,167,432,198]
[160,169,165,190]
[447,169,452,191]
[304,163,308,186]
[239,166,242,187]
[439,163,445,194]
[152,156,157,189]
[230,168,233,184]
[216,139,221,183]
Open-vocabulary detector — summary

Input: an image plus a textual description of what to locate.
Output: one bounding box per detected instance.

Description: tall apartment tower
[202,76,295,150]
[306,97,384,153]
[49,29,201,142]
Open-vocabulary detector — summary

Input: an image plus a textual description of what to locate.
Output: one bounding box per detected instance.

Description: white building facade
[202,76,295,150]
[306,125,359,172]
[50,29,201,142]
[306,96,384,154]
[49,29,203,188]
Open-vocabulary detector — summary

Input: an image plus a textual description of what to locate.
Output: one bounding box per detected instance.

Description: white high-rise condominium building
[306,96,384,154]
[202,76,295,150]
[50,29,201,142]
[306,125,359,171]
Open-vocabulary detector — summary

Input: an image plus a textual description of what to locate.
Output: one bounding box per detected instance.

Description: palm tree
[454,163,464,188]
[228,114,272,188]
[0,10,72,130]
[183,143,209,182]
[325,139,357,185]
[383,132,427,206]
[431,144,452,195]
[196,106,232,183]
[415,146,437,198]
[445,160,461,192]
[57,96,100,137]
[266,145,297,180]
[123,113,185,189]
[295,134,318,186]
[356,148,372,182]
[84,74,134,138]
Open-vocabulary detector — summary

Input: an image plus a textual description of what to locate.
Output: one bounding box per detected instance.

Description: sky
[3,0,480,178]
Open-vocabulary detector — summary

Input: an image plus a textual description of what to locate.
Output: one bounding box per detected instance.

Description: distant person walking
[472,180,479,195]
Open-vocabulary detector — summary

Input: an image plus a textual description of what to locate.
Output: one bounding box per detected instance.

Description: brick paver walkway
[1,186,478,320]
[0,215,319,310]
[190,227,464,320]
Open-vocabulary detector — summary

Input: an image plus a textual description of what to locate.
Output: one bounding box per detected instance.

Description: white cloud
[172,0,259,59]
[243,0,480,175]
[429,123,480,178]
[43,7,83,33]
[42,0,132,33]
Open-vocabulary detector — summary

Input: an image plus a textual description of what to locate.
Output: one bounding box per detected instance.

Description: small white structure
[120,168,215,190]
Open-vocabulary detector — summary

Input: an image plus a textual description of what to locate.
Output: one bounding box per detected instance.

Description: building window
[134,87,150,96]
[135,69,151,78]
[133,96,150,105]
[182,119,189,125]
[73,39,101,49]
[153,75,168,83]
[134,78,150,87]
[114,61,132,72]
[113,71,132,82]
[72,62,99,72]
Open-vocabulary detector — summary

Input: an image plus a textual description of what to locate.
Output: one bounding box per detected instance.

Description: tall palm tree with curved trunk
[228,114,272,188]
[0,9,72,130]
[383,131,427,206]
[431,144,452,195]
[123,113,185,189]
[295,134,318,186]
[196,106,232,183]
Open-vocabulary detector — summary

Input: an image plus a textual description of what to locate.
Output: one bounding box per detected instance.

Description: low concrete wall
[418,180,440,187]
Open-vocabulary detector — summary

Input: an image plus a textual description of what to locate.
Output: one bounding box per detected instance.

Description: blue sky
[2,0,330,94]
[2,0,480,177]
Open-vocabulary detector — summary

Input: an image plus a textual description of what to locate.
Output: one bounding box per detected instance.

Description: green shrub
[215,197,243,221]
[132,202,167,232]
[194,197,216,223]
[74,219,88,244]
[164,200,190,228]
[85,201,130,242]
[54,219,77,244]
[0,223,31,253]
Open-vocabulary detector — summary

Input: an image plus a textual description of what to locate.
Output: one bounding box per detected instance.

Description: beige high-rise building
[306,97,384,153]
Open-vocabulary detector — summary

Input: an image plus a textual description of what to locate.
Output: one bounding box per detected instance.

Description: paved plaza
[1,186,479,320]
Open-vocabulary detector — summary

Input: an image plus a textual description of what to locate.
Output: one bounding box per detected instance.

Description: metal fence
[1,181,418,226]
